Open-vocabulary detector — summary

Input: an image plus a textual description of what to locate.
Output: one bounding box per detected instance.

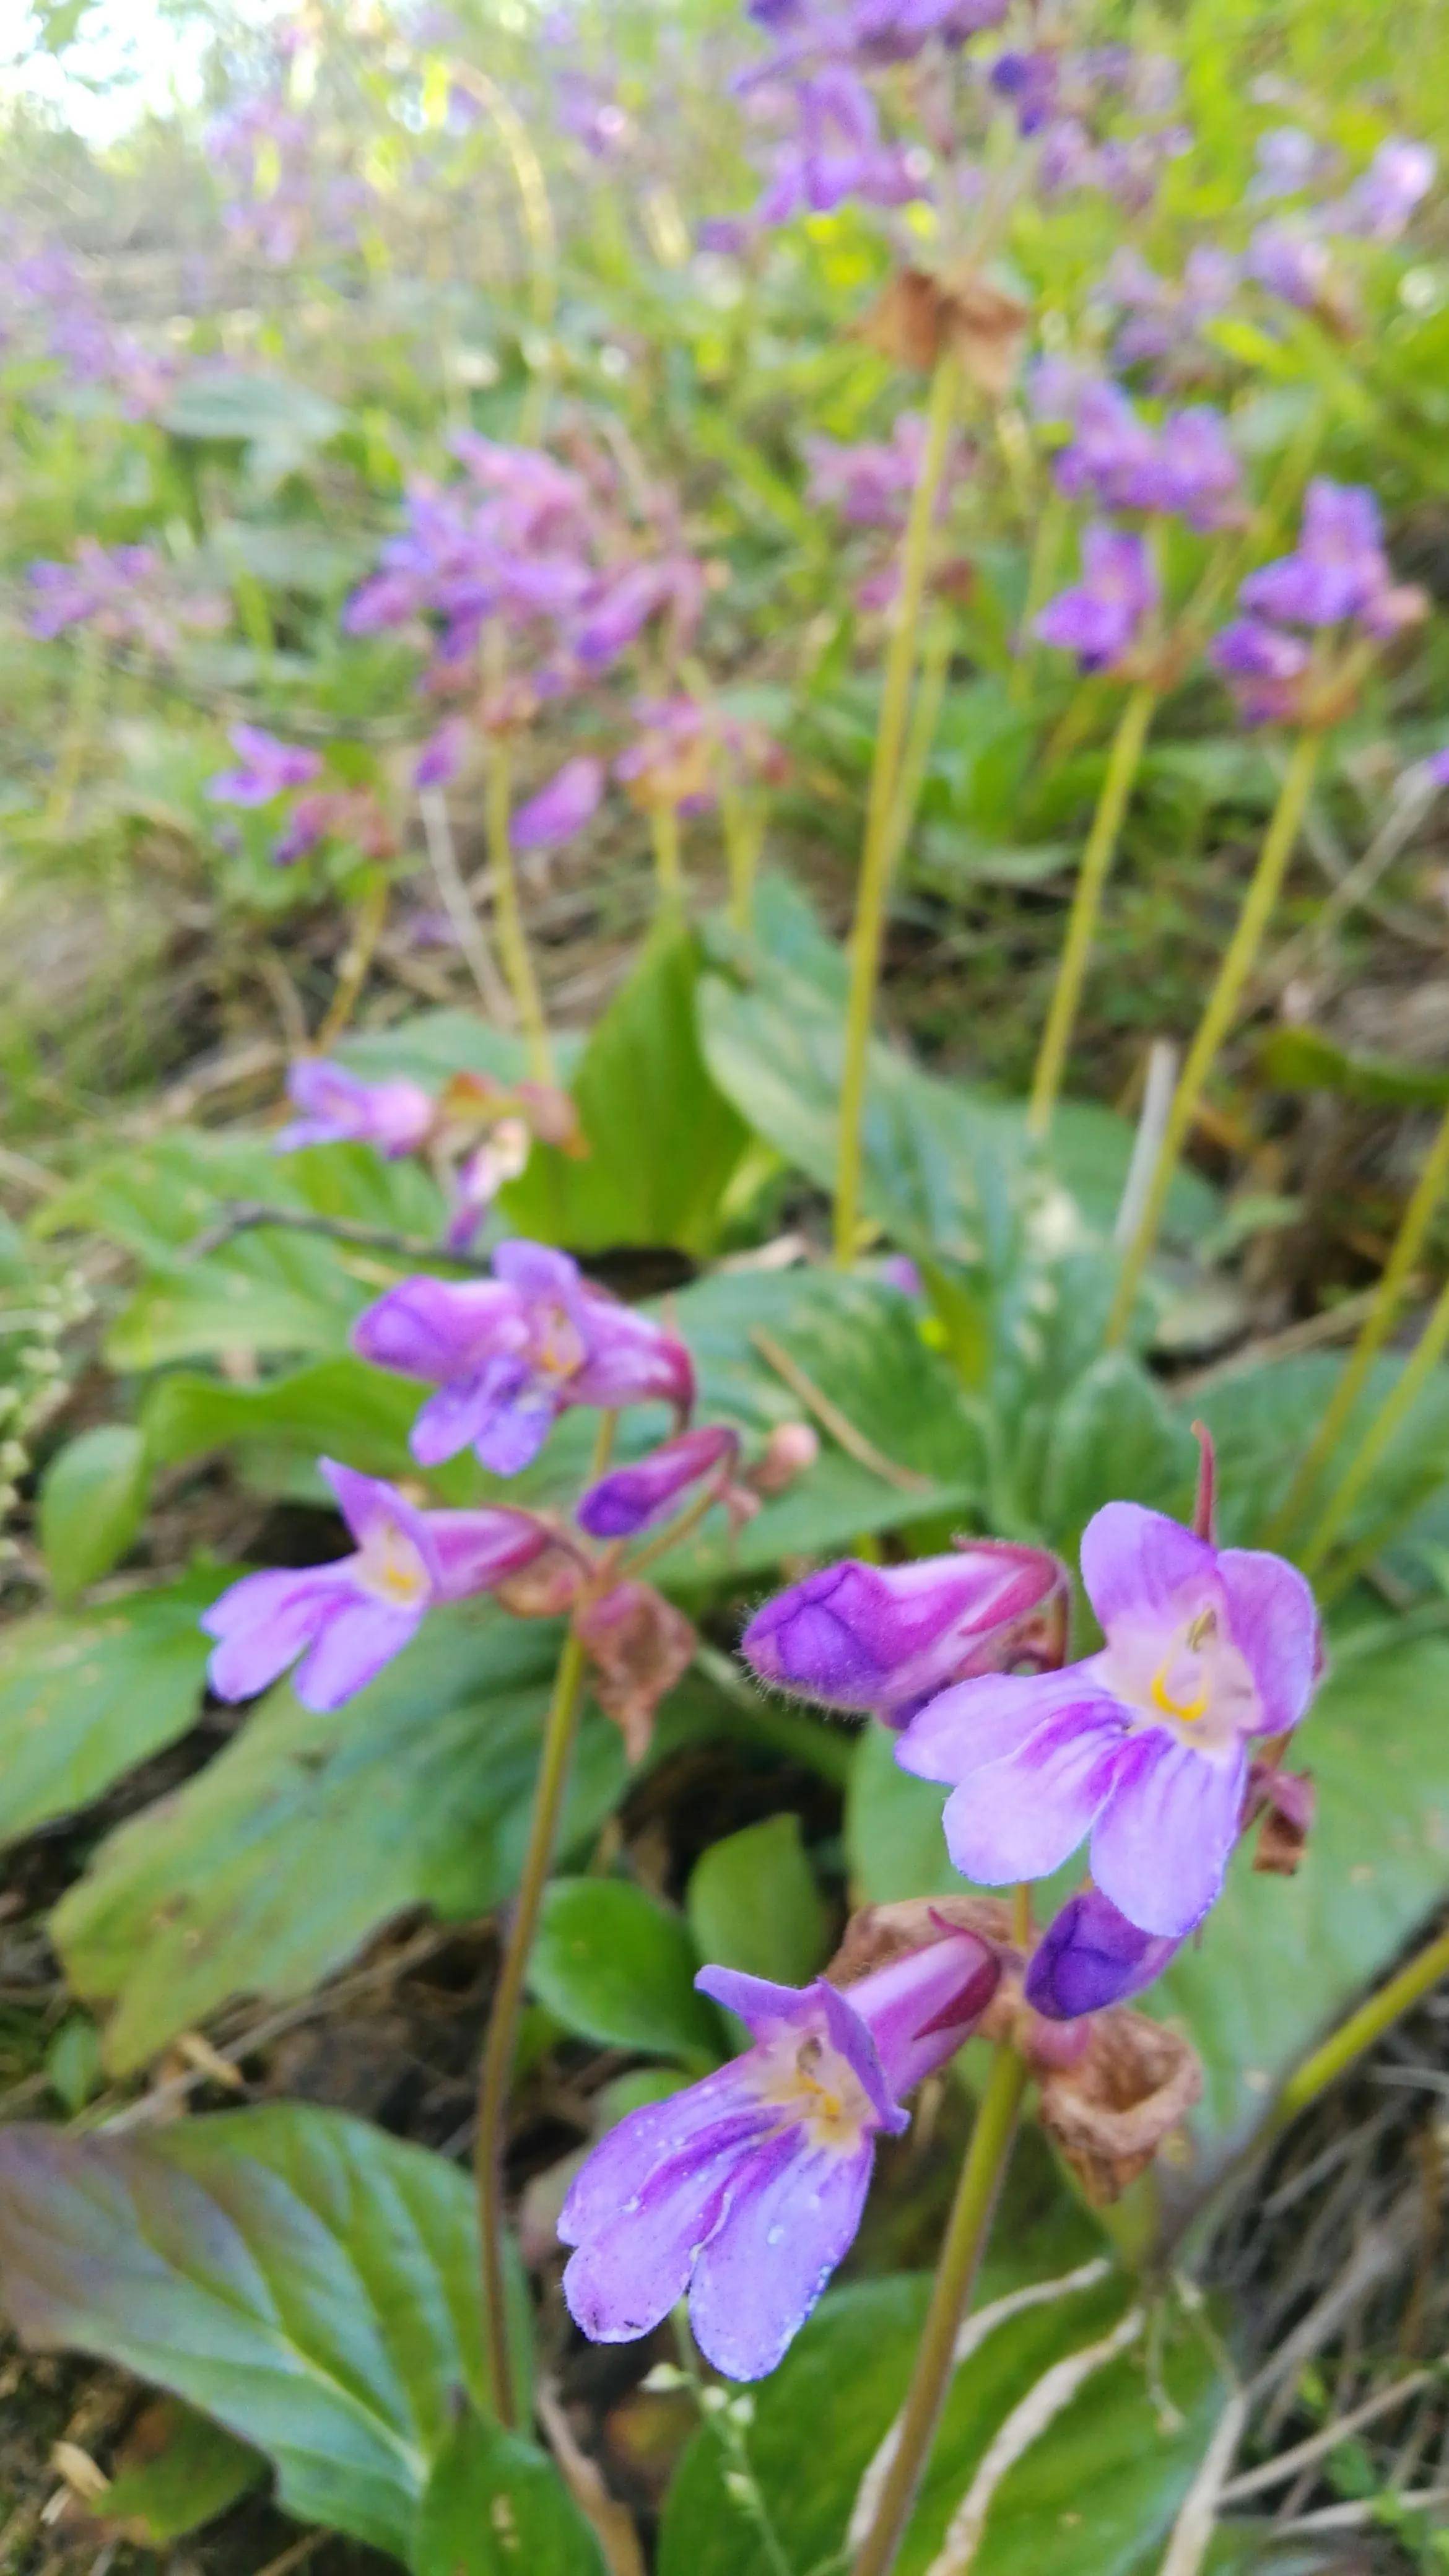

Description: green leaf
[95,2402,264,2544]
[0,1569,221,1848]
[847,1716,962,1905]
[685,1814,830,1988]
[39,1424,150,1603]
[657,2268,1222,2576]
[0,2105,518,2564]
[1260,1024,1449,1110]
[141,1356,421,1481]
[415,2416,607,2576]
[45,2014,104,2113]
[1040,1355,1198,1552]
[502,917,749,1256]
[161,368,345,454]
[51,1610,629,2074]
[529,1879,723,2062]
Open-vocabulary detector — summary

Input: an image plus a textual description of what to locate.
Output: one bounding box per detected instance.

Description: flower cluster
[555,1448,1323,2378]
[1,243,178,416]
[202,1234,816,1751]
[204,725,394,869]
[27,541,228,659]
[1211,479,1427,725]
[271,1056,582,1250]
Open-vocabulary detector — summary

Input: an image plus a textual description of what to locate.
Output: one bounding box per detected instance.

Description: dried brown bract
[1037,2009,1203,2204]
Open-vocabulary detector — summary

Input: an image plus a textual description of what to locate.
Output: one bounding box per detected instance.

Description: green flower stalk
[834,348,963,1268]
[1298,1263,1449,1579]
[1105,729,1322,1348]
[486,728,557,1087]
[1027,681,1159,1142]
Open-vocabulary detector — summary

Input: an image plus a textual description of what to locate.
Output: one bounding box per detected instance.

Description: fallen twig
[183,1199,494,1273]
[749,1328,935,1494]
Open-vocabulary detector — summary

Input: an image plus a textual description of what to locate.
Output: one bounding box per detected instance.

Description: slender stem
[1009,483,1068,708]
[486,734,555,1086]
[834,349,963,1268]
[1270,1918,1449,2133]
[651,803,684,910]
[315,866,389,1047]
[1027,682,1159,1142]
[419,785,513,1023]
[1263,1096,1449,1550]
[720,783,765,936]
[1105,731,1322,1348]
[1298,1269,1449,1578]
[848,2041,1029,2576]
[884,612,954,874]
[476,1627,590,2427]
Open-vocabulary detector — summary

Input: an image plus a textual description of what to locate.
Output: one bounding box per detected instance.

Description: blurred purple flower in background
[512,755,606,851]
[578,1424,740,1539]
[274,1060,437,1158]
[206,723,324,807]
[1035,525,1159,674]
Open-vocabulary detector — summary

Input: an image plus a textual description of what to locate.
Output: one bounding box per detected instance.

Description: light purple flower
[1329,139,1435,243]
[1024,1887,1183,2021]
[352,1240,696,1478]
[415,717,469,789]
[1035,526,1159,674]
[1424,745,1449,789]
[742,1541,1067,1731]
[753,69,923,225]
[274,1060,436,1159]
[201,1460,552,1711]
[1247,125,1327,204]
[1245,217,1333,308]
[559,1929,1000,2379]
[1053,381,1160,510]
[1151,407,1244,531]
[512,755,606,851]
[206,723,324,808]
[578,1425,739,1539]
[897,1502,1322,1938]
[1209,617,1311,726]
[803,413,933,529]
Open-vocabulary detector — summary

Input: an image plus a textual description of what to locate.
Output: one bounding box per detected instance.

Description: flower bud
[741,1541,1068,1729]
[744,1421,819,1499]
[1024,1887,1183,2022]
[577,1425,738,1541]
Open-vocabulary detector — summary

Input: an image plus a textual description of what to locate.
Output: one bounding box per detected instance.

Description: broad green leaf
[657,2268,1222,2576]
[847,1717,961,1905]
[0,2106,518,2564]
[141,1356,421,1481]
[37,1129,443,1370]
[1040,1355,1198,1551]
[39,1424,150,1602]
[94,2402,264,2544]
[685,1813,830,1988]
[501,917,749,1256]
[415,2416,607,2576]
[51,1609,629,2074]
[161,368,345,451]
[1195,1349,1449,1555]
[0,1569,221,1848]
[529,1879,723,2062]
[336,1011,543,1090]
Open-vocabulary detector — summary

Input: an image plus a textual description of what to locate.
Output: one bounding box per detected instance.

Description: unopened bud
[747,1422,819,1499]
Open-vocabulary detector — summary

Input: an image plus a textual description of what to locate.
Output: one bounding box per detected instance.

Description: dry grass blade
[748,1328,935,1493]
[921,2306,1144,2576]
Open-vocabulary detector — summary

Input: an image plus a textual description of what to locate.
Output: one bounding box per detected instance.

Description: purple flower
[415,718,469,789]
[201,1460,552,1711]
[1053,381,1160,511]
[1024,1887,1183,2021]
[753,70,923,225]
[272,792,341,866]
[578,1425,739,1539]
[897,1501,1322,1939]
[352,1240,696,1478]
[512,755,606,851]
[1151,407,1244,531]
[1105,246,1240,370]
[1035,526,1159,675]
[274,1061,436,1158]
[742,1541,1066,1731]
[1209,617,1311,726]
[1329,139,1435,242]
[559,1929,1001,2378]
[1247,125,1327,203]
[442,1125,532,1254]
[206,723,324,808]
[1245,217,1333,308]
[1424,745,1449,789]
[803,414,931,529]
[1237,478,1425,645]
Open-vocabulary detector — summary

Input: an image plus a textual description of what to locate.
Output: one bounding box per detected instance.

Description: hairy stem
[487,733,555,1086]
[476,1627,589,2426]
[1105,730,1321,1347]
[848,2041,1029,2576]
[1263,1095,1449,1549]
[1299,1266,1449,1577]
[1027,682,1159,1142]
[834,349,962,1268]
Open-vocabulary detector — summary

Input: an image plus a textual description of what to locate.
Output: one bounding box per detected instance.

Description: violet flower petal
[686,2130,875,2381]
[1216,1546,1321,1736]
[577,1425,737,1539]
[1079,1500,1216,1632]
[936,1699,1126,1884]
[561,2122,754,2346]
[1089,1731,1249,1937]
[291,1596,424,1711]
[201,1569,348,1700]
[352,1276,521,1382]
[895,1664,1116,1783]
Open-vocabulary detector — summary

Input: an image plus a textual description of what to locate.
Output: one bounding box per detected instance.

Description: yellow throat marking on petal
[368,1524,429,1604]
[1150,1609,1218,1724]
